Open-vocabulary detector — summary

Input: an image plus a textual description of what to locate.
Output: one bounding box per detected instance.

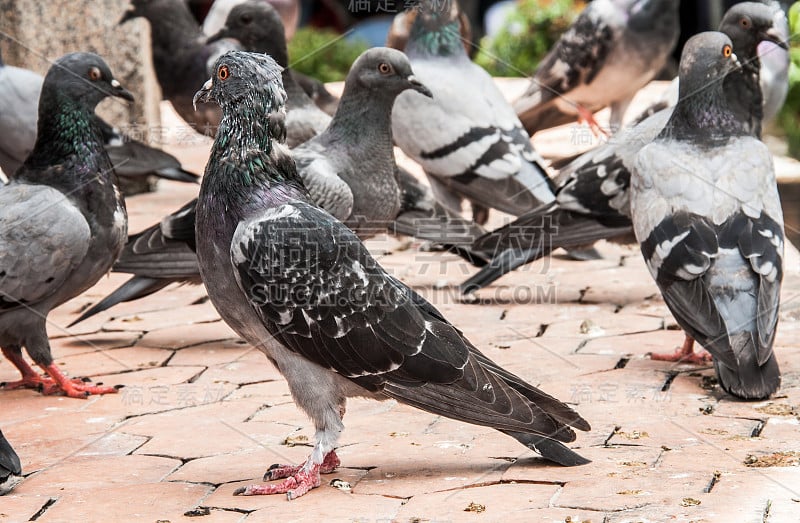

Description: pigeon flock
[0,0,793,503]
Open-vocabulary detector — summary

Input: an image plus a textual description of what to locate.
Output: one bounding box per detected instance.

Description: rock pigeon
[0,48,199,184]
[202,0,300,42]
[206,0,331,148]
[513,0,680,135]
[392,0,557,227]
[194,50,590,499]
[0,53,130,398]
[460,2,788,294]
[631,31,783,400]
[120,0,239,135]
[0,429,21,495]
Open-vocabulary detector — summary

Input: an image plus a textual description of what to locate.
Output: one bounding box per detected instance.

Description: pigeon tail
[502,430,590,466]
[714,333,781,400]
[67,276,173,327]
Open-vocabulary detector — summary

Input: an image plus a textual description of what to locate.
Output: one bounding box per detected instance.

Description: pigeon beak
[118,8,137,25]
[206,27,229,45]
[761,27,789,50]
[193,78,214,110]
[110,78,135,102]
[408,75,432,98]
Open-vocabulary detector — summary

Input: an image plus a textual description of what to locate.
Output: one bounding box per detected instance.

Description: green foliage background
[778,2,800,158]
[288,28,369,83]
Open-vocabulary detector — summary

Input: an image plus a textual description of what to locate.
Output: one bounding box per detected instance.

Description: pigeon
[0,48,199,184]
[120,0,240,135]
[758,2,790,123]
[206,0,331,148]
[193,50,590,499]
[202,0,300,42]
[0,429,21,495]
[392,0,557,226]
[631,31,783,400]
[459,2,789,294]
[513,0,681,135]
[0,53,130,398]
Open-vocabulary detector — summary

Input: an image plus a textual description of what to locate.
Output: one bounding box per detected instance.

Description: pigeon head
[406,0,465,57]
[119,0,184,24]
[719,2,789,57]
[194,51,286,112]
[678,32,740,96]
[207,0,289,66]
[345,47,432,98]
[42,52,134,109]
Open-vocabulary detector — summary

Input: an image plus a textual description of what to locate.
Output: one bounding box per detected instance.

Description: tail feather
[714,333,781,400]
[502,431,590,466]
[153,167,200,183]
[68,276,175,327]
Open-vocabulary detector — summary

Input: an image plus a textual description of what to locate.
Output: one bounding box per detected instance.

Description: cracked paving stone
[138,322,240,350]
[51,346,173,377]
[101,303,221,332]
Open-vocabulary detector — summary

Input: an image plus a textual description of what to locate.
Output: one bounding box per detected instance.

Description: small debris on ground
[745,451,800,468]
[464,502,485,513]
[681,498,701,507]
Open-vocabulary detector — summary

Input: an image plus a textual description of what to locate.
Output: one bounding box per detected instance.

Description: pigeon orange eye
[218,65,230,81]
[88,67,102,81]
[723,45,732,58]
[378,63,392,75]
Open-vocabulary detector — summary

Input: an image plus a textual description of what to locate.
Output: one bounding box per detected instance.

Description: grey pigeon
[631,31,783,400]
[202,0,300,41]
[758,2,790,123]
[460,2,788,294]
[513,0,680,135]
[0,53,130,398]
[120,0,240,135]
[193,51,590,499]
[0,48,199,184]
[206,0,331,148]
[0,429,21,495]
[392,0,557,226]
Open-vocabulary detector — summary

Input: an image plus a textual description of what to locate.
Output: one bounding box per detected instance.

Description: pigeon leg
[1,346,53,390]
[650,336,712,364]
[264,450,340,481]
[576,105,609,138]
[234,456,324,500]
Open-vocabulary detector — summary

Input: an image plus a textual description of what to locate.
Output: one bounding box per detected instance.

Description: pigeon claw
[264,451,340,481]
[576,105,609,139]
[649,336,712,365]
[235,464,322,500]
[41,364,119,399]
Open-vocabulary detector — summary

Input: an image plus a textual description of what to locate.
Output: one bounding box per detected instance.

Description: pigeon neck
[145,4,204,67]
[327,85,394,149]
[406,18,465,58]
[282,70,313,110]
[662,81,747,145]
[240,36,289,67]
[724,52,763,138]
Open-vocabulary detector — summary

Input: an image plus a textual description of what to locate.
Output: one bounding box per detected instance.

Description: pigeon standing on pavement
[206,0,331,148]
[392,0,557,226]
[194,51,590,499]
[631,31,783,400]
[513,0,681,135]
[120,0,239,135]
[0,429,21,495]
[0,53,130,398]
[0,48,199,184]
[460,2,788,294]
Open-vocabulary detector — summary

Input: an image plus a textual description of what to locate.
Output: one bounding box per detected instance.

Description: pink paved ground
[2,85,800,522]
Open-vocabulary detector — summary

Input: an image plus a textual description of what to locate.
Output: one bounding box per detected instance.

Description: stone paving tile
[138,320,240,350]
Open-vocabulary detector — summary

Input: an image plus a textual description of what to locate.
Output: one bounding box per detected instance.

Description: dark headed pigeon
[392,0,557,226]
[0,48,198,184]
[631,31,783,400]
[0,429,21,495]
[194,51,590,499]
[460,2,788,294]
[120,0,239,135]
[514,0,680,135]
[0,53,130,398]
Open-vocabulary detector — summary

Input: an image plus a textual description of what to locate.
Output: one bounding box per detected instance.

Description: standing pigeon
[120,0,239,135]
[631,31,783,400]
[0,48,198,184]
[206,0,331,148]
[460,2,788,294]
[0,53,130,398]
[0,429,21,495]
[392,0,557,225]
[194,51,590,499]
[513,0,680,135]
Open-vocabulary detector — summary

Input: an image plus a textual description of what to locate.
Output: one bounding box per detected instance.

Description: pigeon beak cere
[193,78,214,110]
[762,27,789,50]
[110,78,135,102]
[408,75,432,98]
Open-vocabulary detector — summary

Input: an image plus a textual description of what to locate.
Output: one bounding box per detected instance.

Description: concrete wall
[0,0,161,138]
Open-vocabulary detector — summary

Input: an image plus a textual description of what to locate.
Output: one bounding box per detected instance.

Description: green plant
[474,0,583,77]
[778,2,800,158]
[287,28,369,83]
